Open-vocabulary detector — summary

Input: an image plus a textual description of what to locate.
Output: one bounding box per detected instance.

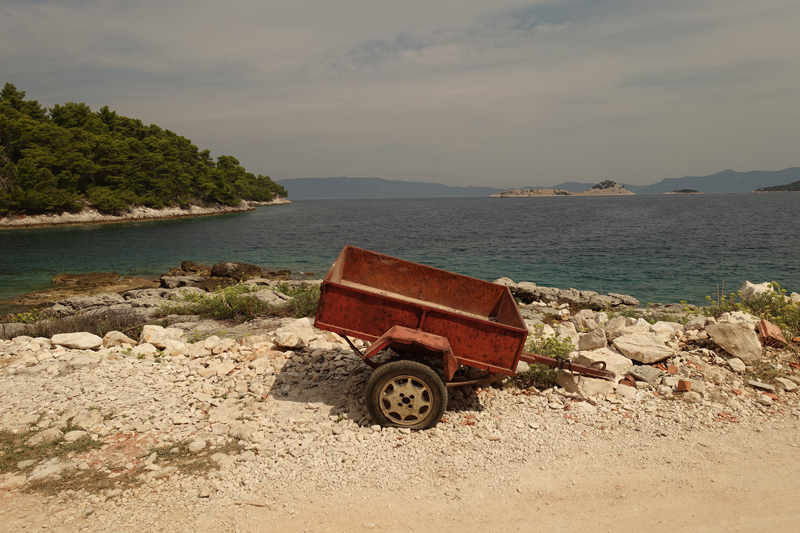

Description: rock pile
[160,261,292,291]
[495,278,639,310]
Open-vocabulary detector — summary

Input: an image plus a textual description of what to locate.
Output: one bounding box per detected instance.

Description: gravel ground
[1,314,799,532]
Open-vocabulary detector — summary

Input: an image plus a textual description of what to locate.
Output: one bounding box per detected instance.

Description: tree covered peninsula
[0,83,286,216]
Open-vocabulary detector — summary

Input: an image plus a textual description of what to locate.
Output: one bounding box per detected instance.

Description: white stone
[650,321,684,343]
[555,371,614,398]
[614,383,636,399]
[775,378,798,392]
[573,348,633,382]
[612,332,674,364]
[102,331,136,348]
[274,317,318,345]
[578,329,607,350]
[706,322,762,364]
[26,427,63,446]
[740,281,773,301]
[727,358,747,374]
[132,343,158,358]
[51,332,102,350]
[139,325,187,349]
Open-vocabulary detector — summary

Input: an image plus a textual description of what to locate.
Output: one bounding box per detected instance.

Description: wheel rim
[378,374,433,426]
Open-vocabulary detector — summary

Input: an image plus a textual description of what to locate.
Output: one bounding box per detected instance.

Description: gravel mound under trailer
[314,246,614,429]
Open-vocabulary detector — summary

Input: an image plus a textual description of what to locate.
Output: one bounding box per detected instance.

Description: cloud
[1,0,799,186]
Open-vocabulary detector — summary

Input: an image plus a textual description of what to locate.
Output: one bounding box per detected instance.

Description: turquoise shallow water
[1,195,798,312]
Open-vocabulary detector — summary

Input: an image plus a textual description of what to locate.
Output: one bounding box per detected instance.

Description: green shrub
[704,282,800,339]
[513,333,576,389]
[157,282,321,322]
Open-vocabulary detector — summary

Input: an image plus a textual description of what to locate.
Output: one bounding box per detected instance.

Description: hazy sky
[2,0,799,188]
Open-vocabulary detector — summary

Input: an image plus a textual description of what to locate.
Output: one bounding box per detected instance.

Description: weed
[512,334,575,389]
[154,282,321,323]
[704,282,800,339]
[2,309,149,341]
[0,427,103,476]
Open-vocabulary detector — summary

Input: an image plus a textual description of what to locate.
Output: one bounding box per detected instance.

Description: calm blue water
[1,195,799,311]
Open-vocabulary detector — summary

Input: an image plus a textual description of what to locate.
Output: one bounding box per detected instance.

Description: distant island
[276,177,503,199]
[751,180,800,193]
[491,180,635,197]
[0,83,286,222]
[662,189,703,195]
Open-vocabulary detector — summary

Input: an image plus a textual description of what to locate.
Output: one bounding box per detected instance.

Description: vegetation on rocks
[11,309,150,340]
[704,282,800,339]
[156,282,321,322]
[0,83,286,216]
[513,334,576,389]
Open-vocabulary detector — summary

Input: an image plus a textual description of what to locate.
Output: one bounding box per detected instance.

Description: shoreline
[0,197,291,229]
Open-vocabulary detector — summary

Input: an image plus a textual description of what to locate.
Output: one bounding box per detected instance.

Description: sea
[1,194,799,314]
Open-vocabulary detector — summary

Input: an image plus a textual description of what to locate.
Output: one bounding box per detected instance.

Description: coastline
[0,197,291,229]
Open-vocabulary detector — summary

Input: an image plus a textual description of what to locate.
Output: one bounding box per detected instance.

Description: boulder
[628,365,662,384]
[51,332,103,350]
[650,321,684,343]
[26,427,63,446]
[252,289,293,306]
[274,317,318,346]
[573,348,633,381]
[706,322,762,364]
[103,330,136,348]
[740,281,773,301]
[210,262,262,281]
[612,332,674,364]
[160,276,205,289]
[555,372,615,398]
[607,293,640,306]
[139,325,187,348]
[48,294,128,318]
[684,315,709,331]
[578,329,607,350]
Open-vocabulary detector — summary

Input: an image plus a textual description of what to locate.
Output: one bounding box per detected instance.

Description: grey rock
[774,378,798,392]
[607,293,640,306]
[26,427,63,446]
[727,358,747,374]
[682,391,702,403]
[556,371,614,398]
[578,329,607,350]
[748,380,775,392]
[628,365,662,384]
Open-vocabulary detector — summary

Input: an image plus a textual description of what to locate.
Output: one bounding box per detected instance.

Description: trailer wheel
[366,360,448,430]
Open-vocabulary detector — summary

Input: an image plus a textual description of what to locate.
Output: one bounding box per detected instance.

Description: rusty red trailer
[314,246,613,429]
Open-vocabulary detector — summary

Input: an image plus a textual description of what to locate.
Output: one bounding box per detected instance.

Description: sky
[1,0,799,188]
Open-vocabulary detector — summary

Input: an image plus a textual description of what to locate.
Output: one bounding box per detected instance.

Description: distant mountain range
[278,168,800,199]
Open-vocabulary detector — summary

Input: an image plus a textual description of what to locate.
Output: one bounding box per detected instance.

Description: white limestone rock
[103,330,136,348]
[578,329,607,350]
[706,322,762,364]
[612,332,674,364]
[740,281,773,301]
[555,371,614,398]
[139,325,187,349]
[573,347,633,382]
[51,332,102,350]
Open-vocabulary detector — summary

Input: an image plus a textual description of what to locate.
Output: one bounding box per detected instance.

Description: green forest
[0,83,287,215]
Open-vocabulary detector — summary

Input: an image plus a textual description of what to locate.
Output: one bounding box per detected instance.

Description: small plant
[10,308,49,324]
[154,281,321,323]
[704,282,800,339]
[512,333,576,389]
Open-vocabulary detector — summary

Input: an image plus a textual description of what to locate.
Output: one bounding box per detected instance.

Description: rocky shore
[0,277,798,531]
[0,197,290,229]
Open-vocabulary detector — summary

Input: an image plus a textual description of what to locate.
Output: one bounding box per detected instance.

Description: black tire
[365,360,448,430]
